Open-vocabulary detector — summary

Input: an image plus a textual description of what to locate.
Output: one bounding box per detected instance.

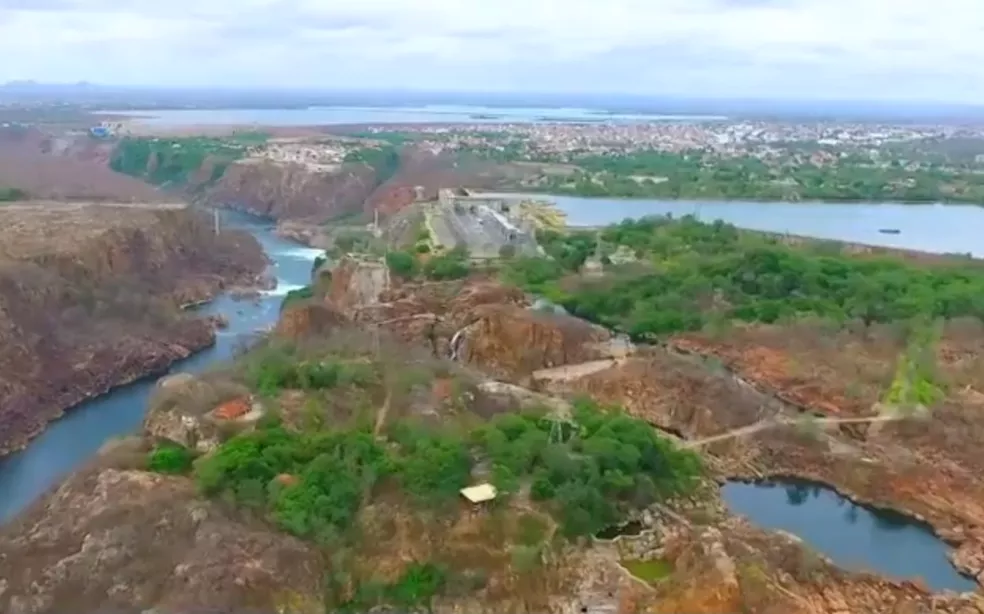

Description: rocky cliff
[208,159,379,223]
[208,146,530,230]
[0,204,268,455]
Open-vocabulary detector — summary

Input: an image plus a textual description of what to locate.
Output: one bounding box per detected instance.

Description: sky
[0,0,982,103]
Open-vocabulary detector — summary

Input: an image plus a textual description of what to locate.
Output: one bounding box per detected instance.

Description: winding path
[682,414,905,449]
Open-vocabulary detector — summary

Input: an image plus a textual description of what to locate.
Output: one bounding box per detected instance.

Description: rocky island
[3,193,984,613]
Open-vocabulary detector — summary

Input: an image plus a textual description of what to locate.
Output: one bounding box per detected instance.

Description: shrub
[498,244,517,259]
[424,246,470,280]
[147,443,194,474]
[385,250,419,279]
[280,285,313,311]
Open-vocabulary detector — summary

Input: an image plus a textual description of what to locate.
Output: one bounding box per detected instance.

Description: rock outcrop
[208,160,379,222]
[458,305,623,381]
[0,204,268,455]
[0,440,324,614]
[318,258,633,380]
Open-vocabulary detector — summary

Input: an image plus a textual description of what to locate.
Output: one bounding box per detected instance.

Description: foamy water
[275,246,324,261]
[262,282,307,297]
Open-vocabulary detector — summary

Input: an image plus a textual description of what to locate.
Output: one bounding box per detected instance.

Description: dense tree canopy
[110,134,265,186]
[183,397,700,542]
[504,215,984,340]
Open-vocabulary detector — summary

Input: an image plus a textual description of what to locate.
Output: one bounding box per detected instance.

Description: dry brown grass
[0,148,171,203]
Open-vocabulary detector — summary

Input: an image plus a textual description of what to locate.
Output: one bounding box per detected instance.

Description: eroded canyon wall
[0,205,268,455]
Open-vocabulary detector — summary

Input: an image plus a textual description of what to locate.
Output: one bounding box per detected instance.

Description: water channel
[0,212,321,523]
[0,199,980,593]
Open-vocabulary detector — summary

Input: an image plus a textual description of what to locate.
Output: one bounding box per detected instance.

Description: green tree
[385,250,419,279]
[147,443,194,474]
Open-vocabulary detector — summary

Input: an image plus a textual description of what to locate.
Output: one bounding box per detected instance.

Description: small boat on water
[878,228,902,235]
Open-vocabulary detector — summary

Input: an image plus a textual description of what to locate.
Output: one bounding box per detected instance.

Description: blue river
[0,212,320,523]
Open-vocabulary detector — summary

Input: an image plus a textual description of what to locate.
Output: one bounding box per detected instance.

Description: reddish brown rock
[459,304,616,380]
[213,397,251,420]
[274,302,348,340]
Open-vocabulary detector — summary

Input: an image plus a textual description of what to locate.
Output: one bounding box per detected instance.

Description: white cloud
[0,0,982,102]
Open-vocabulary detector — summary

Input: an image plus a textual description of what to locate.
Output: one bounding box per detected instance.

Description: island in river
[3,198,984,614]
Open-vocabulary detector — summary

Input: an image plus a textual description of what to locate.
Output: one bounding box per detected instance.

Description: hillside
[0,129,171,203]
[0,203,268,455]
[107,134,537,225]
[3,213,984,613]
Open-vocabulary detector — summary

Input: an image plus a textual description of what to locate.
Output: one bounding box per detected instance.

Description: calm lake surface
[97,105,726,127]
[722,479,978,593]
[488,193,984,257]
[0,212,320,523]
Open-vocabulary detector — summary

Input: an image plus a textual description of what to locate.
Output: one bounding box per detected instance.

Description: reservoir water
[487,193,984,257]
[98,105,726,127]
[0,212,321,523]
[722,479,978,593]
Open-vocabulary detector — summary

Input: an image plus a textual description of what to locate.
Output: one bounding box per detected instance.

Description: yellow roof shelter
[459,483,497,504]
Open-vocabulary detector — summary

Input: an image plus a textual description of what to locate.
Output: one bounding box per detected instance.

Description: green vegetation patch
[384,245,472,282]
[475,399,702,538]
[503,215,984,340]
[623,558,674,584]
[110,133,266,187]
[146,442,194,475]
[343,145,400,183]
[193,397,701,543]
[0,186,27,202]
[242,344,376,398]
[333,561,448,613]
[280,284,314,312]
[423,245,471,280]
[481,145,984,203]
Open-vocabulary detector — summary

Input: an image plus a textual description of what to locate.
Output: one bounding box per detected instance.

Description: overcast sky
[0,0,981,103]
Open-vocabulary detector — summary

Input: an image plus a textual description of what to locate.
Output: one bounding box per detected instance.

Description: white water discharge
[449,327,467,361]
[279,246,325,261]
[262,282,307,297]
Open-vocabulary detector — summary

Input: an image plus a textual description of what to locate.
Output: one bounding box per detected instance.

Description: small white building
[460,483,497,508]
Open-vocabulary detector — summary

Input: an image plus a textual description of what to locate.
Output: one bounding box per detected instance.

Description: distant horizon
[5,82,984,123]
[5,81,984,109]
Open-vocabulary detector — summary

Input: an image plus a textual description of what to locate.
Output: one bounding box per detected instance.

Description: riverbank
[0,324,215,459]
[0,211,322,523]
[0,205,269,461]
